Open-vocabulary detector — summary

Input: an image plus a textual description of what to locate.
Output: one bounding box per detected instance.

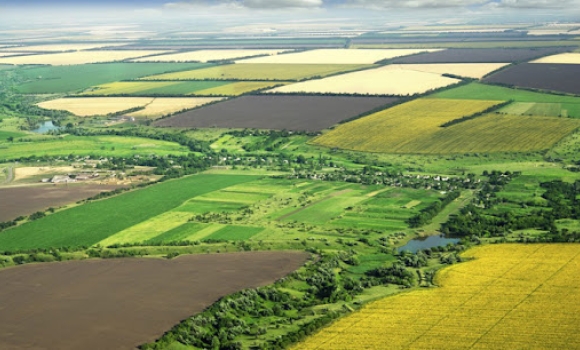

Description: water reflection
[398,235,460,253]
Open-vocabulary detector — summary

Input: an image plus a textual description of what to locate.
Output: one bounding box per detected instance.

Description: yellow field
[406,114,580,154]
[0,50,169,65]
[384,63,509,79]
[294,244,580,350]
[313,99,580,154]
[0,52,26,57]
[532,53,580,64]
[236,49,442,64]
[131,49,289,63]
[127,97,224,118]
[37,97,154,116]
[266,66,460,95]
[311,99,503,152]
[37,97,223,118]
[141,63,371,81]
[1,43,129,52]
[192,81,287,96]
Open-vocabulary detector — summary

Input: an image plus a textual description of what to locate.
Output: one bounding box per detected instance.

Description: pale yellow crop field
[532,53,580,64]
[0,50,169,65]
[236,49,442,64]
[38,97,223,118]
[0,52,27,57]
[312,99,502,152]
[37,97,154,116]
[127,97,224,118]
[1,43,130,52]
[131,49,290,63]
[294,244,580,350]
[266,66,460,95]
[385,63,509,79]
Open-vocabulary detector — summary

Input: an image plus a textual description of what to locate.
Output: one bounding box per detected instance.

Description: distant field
[483,63,580,95]
[37,97,223,118]
[293,244,580,350]
[0,174,257,251]
[192,81,285,96]
[430,82,580,117]
[384,63,509,79]
[142,63,372,81]
[0,52,27,57]
[155,95,398,131]
[0,135,189,161]
[500,102,571,117]
[0,64,14,70]
[0,130,26,141]
[0,50,170,66]
[131,49,289,62]
[352,41,580,49]
[389,47,572,63]
[266,66,461,96]
[531,52,580,64]
[14,63,212,94]
[311,98,504,153]
[236,49,442,64]
[1,43,129,52]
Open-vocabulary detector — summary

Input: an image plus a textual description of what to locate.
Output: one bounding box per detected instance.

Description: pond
[398,235,460,253]
[31,120,61,134]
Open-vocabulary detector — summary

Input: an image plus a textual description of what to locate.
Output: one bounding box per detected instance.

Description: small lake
[398,235,460,253]
[31,121,61,134]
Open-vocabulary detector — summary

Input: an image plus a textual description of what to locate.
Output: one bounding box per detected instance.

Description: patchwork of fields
[532,52,580,64]
[266,66,461,95]
[293,244,580,350]
[384,63,509,79]
[0,50,170,65]
[236,49,441,64]
[142,63,372,81]
[131,49,290,62]
[154,95,398,131]
[389,47,572,63]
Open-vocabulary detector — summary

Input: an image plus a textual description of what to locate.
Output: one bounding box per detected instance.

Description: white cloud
[343,0,580,9]
[165,0,323,9]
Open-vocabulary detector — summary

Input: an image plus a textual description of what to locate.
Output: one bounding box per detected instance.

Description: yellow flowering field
[293,244,580,350]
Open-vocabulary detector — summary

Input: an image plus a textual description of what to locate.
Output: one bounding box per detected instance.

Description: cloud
[165,0,323,9]
[342,0,580,9]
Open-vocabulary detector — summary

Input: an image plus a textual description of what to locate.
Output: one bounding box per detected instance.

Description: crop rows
[293,244,580,350]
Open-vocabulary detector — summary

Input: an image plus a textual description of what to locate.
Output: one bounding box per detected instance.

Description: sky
[0,0,578,29]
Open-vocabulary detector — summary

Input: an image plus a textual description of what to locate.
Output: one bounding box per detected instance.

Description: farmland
[430,82,580,117]
[383,63,509,79]
[0,50,170,65]
[13,63,212,94]
[311,98,503,153]
[389,47,572,63]
[0,174,257,251]
[0,184,123,222]
[532,52,580,63]
[154,95,398,131]
[83,81,280,96]
[142,63,372,81]
[0,252,308,350]
[483,63,580,95]
[292,244,580,350]
[0,135,189,161]
[131,49,290,62]
[0,43,129,52]
[266,66,461,95]
[235,49,442,64]
[37,97,223,118]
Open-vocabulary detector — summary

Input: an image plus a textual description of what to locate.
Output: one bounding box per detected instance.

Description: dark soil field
[483,63,580,95]
[154,95,398,131]
[389,47,571,63]
[0,251,309,350]
[0,184,122,222]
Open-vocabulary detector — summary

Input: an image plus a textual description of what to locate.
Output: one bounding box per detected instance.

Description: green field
[13,63,213,94]
[146,222,206,244]
[83,80,280,96]
[0,130,26,141]
[430,82,580,117]
[202,225,264,241]
[0,135,189,160]
[0,64,14,71]
[0,174,258,251]
[142,64,374,81]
